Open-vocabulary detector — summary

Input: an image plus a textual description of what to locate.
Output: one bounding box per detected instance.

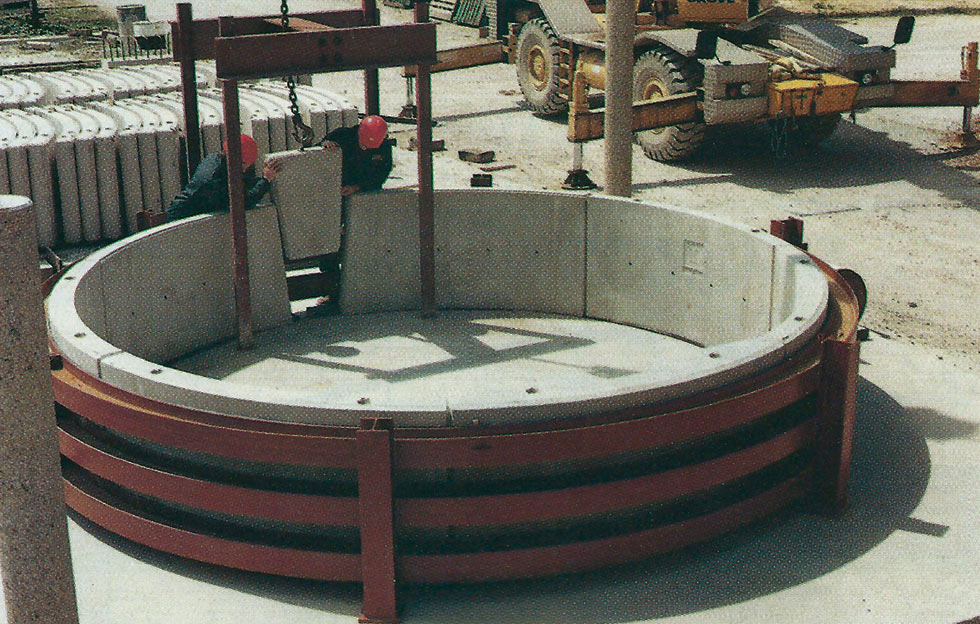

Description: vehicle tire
[633,46,705,162]
[515,18,567,115]
[793,113,841,147]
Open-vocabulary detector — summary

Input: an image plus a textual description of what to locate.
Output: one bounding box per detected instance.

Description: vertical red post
[769,217,807,250]
[362,0,380,115]
[357,417,398,623]
[415,1,436,316]
[812,338,860,515]
[218,16,253,349]
[176,3,202,179]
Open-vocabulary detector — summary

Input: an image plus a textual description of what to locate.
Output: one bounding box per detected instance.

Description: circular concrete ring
[48,190,861,586]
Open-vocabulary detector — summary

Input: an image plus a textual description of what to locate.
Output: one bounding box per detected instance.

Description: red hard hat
[224,134,259,168]
[358,115,388,150]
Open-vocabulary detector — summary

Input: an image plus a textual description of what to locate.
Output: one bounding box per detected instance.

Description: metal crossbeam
[214,23,437,80]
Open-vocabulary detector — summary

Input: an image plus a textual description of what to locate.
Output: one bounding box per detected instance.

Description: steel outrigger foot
[563,142,597,189]
[562,169,597,190]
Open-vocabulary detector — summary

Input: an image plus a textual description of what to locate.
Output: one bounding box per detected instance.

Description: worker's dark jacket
[326,126,393,191]
[166,153,271,221]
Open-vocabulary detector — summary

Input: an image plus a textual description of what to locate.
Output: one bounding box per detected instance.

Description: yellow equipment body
[675,0,750,24]
[768,74,859,118]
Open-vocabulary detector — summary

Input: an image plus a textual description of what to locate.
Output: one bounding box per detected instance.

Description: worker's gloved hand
[263,158,284,182]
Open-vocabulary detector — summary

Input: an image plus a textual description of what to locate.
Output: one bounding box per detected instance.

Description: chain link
[279,0,315,148]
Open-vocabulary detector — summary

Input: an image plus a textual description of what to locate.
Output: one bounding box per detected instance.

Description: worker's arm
[244,158,283,208]
[166,153,224,221]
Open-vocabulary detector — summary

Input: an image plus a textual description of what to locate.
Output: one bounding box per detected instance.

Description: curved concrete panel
[0,75,45,110]
[0,109,57,246]
[86,101,145,232]
[239,88,290,154]
[39,106,85,244]
[49,190,828,428]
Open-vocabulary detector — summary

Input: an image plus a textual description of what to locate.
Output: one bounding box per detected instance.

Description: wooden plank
[402,41,505,77]
[876,80,979,107]
[568,91,699,141]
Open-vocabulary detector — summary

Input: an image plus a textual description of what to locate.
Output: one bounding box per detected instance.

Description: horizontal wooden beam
[215,23,437,80]
[568,92,699,142]
[402,42,505,77]
[872,80,979,108]
[172,10,365,61]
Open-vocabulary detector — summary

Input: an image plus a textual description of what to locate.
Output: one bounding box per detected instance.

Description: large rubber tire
[793,113,842,147]
[633,47,705,162]
[515,18,567,115]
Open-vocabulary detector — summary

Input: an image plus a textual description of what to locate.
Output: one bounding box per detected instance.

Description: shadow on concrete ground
[69,374,963,622]
[632,121,980,210]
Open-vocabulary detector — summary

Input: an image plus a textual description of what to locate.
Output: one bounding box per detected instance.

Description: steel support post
[415,1,436,316]
[218,16,253,350]
[770,217,807,250]
[603,0,635,196]
[357,418,398,623]
[813,338,860,515]
[362,0,380,115]
[177,3,202,179]
[0,196,79,624]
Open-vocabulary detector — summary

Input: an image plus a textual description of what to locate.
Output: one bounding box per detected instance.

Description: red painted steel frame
[218,16,253,349]
[358,419,398,623]
[415,1,436,315]
[175,4,201,179]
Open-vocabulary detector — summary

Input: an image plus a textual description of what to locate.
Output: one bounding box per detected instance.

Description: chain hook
[280,0,315,149]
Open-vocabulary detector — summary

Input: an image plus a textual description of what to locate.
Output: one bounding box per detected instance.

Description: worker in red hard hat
[311,116,394,315]
[165,134,283,222]
[323,115,393,197]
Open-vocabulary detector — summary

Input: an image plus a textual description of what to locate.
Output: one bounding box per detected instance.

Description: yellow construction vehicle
[488,0,979,160]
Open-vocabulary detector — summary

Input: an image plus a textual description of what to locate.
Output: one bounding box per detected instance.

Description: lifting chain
[280,0,316,148]
[769,118,790,160]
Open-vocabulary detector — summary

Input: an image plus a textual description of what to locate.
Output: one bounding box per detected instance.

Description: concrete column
[0,195,79,624]
[603,0,635,196]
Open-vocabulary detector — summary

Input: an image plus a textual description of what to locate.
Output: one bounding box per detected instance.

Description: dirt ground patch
[784,0,980,15]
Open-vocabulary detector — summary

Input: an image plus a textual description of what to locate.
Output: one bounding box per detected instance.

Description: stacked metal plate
[775,20,895,74]
[740,9,895,75]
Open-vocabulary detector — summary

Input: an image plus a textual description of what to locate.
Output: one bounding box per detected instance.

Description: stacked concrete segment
[0,74,46,109]
[0,109,57,246]
[0,77,356,248]
[0,64,213,110]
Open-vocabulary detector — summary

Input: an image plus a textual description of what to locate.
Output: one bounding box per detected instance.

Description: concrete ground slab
[171,310,708,411]
[1,334,975,624]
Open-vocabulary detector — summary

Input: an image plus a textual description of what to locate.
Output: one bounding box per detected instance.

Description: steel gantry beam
[172,4,437,352]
